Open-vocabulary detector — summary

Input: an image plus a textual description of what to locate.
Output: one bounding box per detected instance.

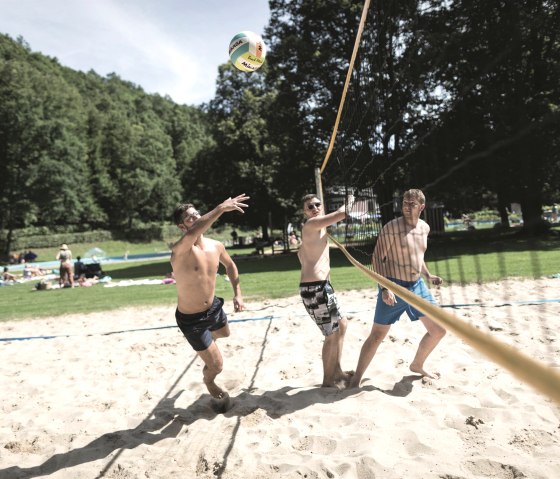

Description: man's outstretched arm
[304,195,354,230]
[173,194,250,255]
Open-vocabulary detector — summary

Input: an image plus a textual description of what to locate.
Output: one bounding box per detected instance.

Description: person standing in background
[56,244,74,288]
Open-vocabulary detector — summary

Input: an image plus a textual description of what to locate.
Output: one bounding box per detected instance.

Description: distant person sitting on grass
[78,275,99,287]
[23,262,46,279]
[23,250,37,262]
[2,267,17,282]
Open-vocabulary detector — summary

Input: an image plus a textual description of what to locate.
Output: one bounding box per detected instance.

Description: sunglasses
[307,202,322,210]
[183,210,200,222]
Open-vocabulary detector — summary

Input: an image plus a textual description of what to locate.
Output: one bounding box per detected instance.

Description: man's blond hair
[403,189,425,204]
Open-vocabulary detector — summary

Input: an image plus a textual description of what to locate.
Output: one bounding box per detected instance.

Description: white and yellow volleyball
[229,31,267,72]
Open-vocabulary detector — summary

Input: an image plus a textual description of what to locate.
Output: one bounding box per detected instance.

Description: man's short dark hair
[173,203,195,225]
[301,194,319,208]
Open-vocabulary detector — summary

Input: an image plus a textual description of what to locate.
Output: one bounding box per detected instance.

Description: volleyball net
[318,0,560,403]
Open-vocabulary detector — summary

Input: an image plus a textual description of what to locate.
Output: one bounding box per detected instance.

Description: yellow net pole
[319,0,372,174]
[314,167,324,202]
[329,234,560,404]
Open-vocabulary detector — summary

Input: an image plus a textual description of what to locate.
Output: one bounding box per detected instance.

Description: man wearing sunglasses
[350,189,446,388]
[298,193,354,388]
[171,194,249,411]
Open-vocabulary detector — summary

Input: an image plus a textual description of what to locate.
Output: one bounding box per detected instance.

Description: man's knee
[370,324,390,343]
[204,357,224,375]
[199,344,224,375]
[422,317,446,340]
[213,326,230,339]
[213,360,224,375]
[432,325,446,341]
[338,317,348,335]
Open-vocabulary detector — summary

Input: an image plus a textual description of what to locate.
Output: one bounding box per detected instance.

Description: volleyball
[229,31,267,72]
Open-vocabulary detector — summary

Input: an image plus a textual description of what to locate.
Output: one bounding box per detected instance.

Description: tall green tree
[0,34,213,251]
[95,105,182,228]
[0,39,93,254]
[410,0,560,232]
[187,64,286,238]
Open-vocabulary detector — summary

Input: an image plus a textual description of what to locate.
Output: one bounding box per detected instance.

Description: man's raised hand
[221,194,250,213]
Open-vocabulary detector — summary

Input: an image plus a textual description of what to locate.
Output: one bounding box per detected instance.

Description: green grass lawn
[1,229,559,321]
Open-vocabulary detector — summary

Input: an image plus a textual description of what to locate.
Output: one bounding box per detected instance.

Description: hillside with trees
[1,0,559,258]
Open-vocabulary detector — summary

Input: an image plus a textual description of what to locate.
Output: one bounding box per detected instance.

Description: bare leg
[333,318,352,383]
[409,316,446,378]
[197,342,228,399]
[349,323,391,388]
[212,323,230,340]
[321,332,340,387]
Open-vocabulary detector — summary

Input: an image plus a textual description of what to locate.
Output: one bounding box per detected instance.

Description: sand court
[1,279,559,478]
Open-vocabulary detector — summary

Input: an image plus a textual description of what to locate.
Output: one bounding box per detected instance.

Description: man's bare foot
[334,370,354,385]
[204,378,227,398]
[322,370,356,389]
[321,379,339,388]
[321,378,347,390]
[410,364,440,379]
[211,392,233,413]
[348,376,361,389]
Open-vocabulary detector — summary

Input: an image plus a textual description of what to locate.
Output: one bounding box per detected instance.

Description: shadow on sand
[0,377,420,479]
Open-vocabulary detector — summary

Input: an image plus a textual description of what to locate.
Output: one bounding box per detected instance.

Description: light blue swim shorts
[374,277,437,325]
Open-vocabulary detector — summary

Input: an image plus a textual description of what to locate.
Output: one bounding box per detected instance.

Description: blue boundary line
[0,316,275,342]
[441,298,560,308]
[2,298,559,342]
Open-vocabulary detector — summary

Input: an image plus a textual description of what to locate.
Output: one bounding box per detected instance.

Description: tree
[411,0,560,232]
[187,63,288,239]
[0,45,92,254]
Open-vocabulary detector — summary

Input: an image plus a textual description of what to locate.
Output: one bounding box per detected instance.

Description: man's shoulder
[202,237,226,254]
[384,217,401,231]
[302,220,325,236]
[204,237,223,247]
[418,218,430,231]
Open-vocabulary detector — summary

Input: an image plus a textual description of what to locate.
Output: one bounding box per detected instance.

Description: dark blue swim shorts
[175,297,227,351]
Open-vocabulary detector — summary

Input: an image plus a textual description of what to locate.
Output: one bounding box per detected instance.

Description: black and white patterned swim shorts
[299,280,342,336]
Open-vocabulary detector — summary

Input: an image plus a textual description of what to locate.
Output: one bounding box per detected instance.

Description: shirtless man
[350,189,446,388]
[298,193,354,388]
[171,194,249,409]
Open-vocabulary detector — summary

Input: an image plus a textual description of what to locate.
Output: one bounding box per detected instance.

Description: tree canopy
[1,0,558,255]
